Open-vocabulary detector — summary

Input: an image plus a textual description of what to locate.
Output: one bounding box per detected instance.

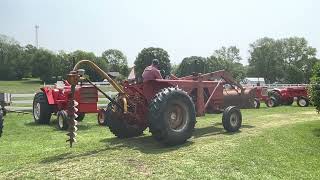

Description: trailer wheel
[254,98,260,109]
[76,113,85,122]
[297,97,309,107]
[222,106,242,132]
[57,110,68,130]
[149,87,196,145]
[33,92,52,124]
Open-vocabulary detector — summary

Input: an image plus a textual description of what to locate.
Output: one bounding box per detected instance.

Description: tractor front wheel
[254,98,260,109]
[33,92,52,124]
[149,87,196,145]
[57,110,68,130]
[76,113,85,122]
[297,97,309,107]
[222,106,242,132]
[106,113,145,138]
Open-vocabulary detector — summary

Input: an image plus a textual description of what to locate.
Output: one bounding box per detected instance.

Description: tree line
[0,34,129,82]
[0,34,319,84]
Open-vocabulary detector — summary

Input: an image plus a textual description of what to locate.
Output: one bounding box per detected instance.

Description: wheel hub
[98,112,105,124]
[168,104,187,131]
[299,99,306,106]
[268,100,274,107]
[230,113,239,127]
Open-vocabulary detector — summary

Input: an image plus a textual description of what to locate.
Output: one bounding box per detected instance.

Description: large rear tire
[149,87,196,146]
[266,97,278,107]
[268,90,281,107]
[33,92,52,124]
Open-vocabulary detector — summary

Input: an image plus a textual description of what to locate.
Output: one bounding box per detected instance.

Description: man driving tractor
[142,59,163,82]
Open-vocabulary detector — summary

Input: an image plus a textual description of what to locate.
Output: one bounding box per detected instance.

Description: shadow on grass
[40,123,255,164]
[100,135,194,154]
[24,120,92,131]
[312,128,320,137]
[40,146,119,164]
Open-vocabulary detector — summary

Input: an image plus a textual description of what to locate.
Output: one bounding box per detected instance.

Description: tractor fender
[40,87,55,105]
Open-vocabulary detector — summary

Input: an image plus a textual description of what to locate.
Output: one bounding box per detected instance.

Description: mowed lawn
[0,105,319,179]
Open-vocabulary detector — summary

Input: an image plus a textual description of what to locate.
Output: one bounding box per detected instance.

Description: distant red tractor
[267,86,309,107]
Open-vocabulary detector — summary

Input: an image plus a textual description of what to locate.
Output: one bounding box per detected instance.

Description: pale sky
[1,0,319,66]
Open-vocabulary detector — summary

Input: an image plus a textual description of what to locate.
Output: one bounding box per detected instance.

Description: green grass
[0,78,43,94]
[0,106,319,179]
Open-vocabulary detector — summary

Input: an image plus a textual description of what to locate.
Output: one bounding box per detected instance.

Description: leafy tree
[248,37,284,83]
[207,46,246,81]
[309,62,320,112]
[70,50,107,81]
[134,47,171,79]
[32,49,59,83]
[0,35,30,80]
[175,56,206,77]
[213,46,241,63]
[248,37,318,83]
[101,49,129,77]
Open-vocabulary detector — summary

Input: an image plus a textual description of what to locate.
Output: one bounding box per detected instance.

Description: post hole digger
[31,60,253,147]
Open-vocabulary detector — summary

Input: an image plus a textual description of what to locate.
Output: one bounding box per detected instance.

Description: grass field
[0,105,319,179]
[0,79,43,94]
[0,79,114,94]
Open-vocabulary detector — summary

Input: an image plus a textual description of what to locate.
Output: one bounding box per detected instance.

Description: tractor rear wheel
[33,92,52,124]
[222,106,242,132]
[149,87,196,145]
[268,91,281,107]
[297,97,309,107]
[266,97,278,107]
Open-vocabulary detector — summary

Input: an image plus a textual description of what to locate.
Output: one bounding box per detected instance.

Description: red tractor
[33,60,254,146]
[267,86,309,107]
[32,78,108,130]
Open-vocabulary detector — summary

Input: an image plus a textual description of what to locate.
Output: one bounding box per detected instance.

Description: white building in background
[242,77,265,86]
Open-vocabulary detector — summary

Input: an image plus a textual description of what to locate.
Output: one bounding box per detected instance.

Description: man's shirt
[142,65,163,82]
